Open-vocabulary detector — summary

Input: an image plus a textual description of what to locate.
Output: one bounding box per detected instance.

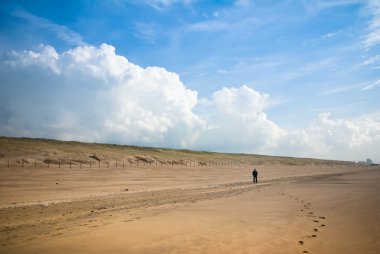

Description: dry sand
[1,164,379,253]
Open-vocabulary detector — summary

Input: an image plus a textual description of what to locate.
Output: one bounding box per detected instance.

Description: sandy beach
[2,1,380,253]
[1,164,379,254]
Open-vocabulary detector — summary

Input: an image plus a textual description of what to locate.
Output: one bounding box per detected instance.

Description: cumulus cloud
[0,43,286,153]
[280,113,380,161]
[0,43,203,147]
[1,43,380,161]
[195,85,285,153]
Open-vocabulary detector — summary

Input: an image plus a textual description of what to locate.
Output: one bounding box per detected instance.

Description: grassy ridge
[0,136,354,166]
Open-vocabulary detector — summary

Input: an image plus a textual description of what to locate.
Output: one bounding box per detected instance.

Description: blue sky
[0,0,380,162]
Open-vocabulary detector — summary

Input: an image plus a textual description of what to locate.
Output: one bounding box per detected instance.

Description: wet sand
[1,165,379,253]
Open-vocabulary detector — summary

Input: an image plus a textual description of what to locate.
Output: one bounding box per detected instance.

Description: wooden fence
[0,158,271,169]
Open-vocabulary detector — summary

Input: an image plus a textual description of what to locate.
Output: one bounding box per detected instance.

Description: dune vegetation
[0,136,354,167]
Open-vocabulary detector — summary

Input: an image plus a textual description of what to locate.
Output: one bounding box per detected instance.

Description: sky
[0,0,379,162]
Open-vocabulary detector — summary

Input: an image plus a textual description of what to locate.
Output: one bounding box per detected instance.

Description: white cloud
[186,15,262,34]
[12,9,85,46]
[361,79,380,90]
[280,113,380,161]
[321,32,337,39]
[361,54,380,65]
[133,22,161,43]
[0,43,203,147]
[213,11,220,18]
[1,43,380,162]
[137,0,194,10]
[235,0,251,7]
[302,0,363,13]
[196,86,286,153]
[363,0,380,49]
[187,20,230,32]
[0,44,285,153]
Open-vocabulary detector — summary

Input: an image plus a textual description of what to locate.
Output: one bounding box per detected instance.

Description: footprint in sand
[319,224,326,227]
[302,251,309,253]
[298,240,304,245]
[319,216,326,219]
[313,220,319,223]
[313,228,318,232]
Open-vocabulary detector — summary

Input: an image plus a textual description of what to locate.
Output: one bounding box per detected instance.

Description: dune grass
[0,136,354,166]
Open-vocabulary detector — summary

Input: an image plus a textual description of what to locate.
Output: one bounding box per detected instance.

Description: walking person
[252,168,258,183]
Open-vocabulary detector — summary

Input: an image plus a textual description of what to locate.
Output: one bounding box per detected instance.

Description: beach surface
[1,165,379,253]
